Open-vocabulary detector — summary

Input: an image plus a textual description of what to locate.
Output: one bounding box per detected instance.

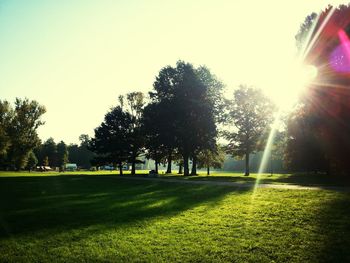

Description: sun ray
[302,7,336,60]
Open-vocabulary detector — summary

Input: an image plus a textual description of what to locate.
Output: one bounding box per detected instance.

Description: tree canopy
[0,98,45,170]
[225,85,275,176]
[287,4,350,175]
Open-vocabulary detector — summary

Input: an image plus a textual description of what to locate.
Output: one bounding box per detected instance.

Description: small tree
[37,138,57,167]
[43,156,49,166]
[197,146,226,175]
[57,141,69,171]
[225,85,275,176]
[26,151,38,172]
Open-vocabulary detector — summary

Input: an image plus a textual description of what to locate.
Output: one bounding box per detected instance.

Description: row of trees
[33,135,94,170]
[4,5,349,176]
[0,97,95,171]
[90,61,274,176]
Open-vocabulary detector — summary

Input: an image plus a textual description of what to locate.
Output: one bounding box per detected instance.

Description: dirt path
[110,175,350,192]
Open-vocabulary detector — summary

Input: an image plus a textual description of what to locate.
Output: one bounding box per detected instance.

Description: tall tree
[151,67,179,174]
[0,100,13,168]
[145,61,223,176]
[284,107,328,173]
[123,92,145,175]
[7,98,46,170]
[90,106,133,175]
[142,103,166,174]
[290,4,350,175]
[225,85,275,176]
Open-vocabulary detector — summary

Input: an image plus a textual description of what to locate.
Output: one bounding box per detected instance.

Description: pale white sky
[0,0,346,144]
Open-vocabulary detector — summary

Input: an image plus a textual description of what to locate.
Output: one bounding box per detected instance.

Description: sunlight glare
[271,62,318,111]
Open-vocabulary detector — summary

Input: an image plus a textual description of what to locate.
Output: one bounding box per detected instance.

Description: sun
[269,61,318,111]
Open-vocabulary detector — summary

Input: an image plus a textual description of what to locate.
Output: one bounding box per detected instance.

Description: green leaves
[225,85,275,174]
[0,98,45,170]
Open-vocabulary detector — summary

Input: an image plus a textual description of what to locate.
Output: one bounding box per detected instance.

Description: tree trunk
[166,152,172,174]
[191,155,197,175]
[207,165,210,175]
[155,160,159,174]
[131,157,136,175]
[118,162,123,176]
[183,154,189,176]
[178,164,183,174]
[245,152,250,176]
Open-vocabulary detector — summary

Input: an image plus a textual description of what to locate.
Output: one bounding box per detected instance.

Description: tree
[0,100,12,168]
[37,138,57,167]
[123,92,145,175]
[150,68,179,174]
[195,65,227,124]
[284,107,328,173]
[43,156,49,166]
[290,4,350,175]
[7,98,46,170]
[176,62,218,175]
[26,151,38,172]
[90,106,133,175]
[142,103,166,174]
[225,85,275,176]
[150,61,217,175]
[67,135,95,169]
[197,145,226,175]
[57,141,69,171]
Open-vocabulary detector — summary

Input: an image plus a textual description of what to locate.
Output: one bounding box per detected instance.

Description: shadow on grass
[158,172,350,187]
[313,192,350,262]
[0,175,252,238]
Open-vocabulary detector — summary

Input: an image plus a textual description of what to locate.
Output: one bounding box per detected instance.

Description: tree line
[89,61,274,176]
[2,4,350,176]
[33,135,94,170]
[0,98,94,171]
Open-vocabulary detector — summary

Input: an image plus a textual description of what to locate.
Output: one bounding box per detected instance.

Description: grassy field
[2,170,350,187]
[160,171,350,187]
[1,173,350,262]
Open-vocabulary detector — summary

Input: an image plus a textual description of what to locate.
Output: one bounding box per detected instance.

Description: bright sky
[0,0,346,144]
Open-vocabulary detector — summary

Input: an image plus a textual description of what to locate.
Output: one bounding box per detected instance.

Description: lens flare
[330,29,350,73]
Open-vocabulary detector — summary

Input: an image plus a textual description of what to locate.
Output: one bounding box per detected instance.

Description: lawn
[2,170,350,187]
[159,171,350,187]
[1,174,350,262]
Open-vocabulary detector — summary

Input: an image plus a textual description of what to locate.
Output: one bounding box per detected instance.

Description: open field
[160,172,350,187]
[1,174,350,262]
[1,170,350,187]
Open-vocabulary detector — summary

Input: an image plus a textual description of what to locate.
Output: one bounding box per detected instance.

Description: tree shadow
[0,175,252,238]
[311,192,350,262]
[159,173,350,188]
[262,173,350,187]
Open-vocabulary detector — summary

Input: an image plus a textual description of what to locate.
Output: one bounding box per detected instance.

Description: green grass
[1,174,350,262]
[2,170,350,187]
[159,171,350,187]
